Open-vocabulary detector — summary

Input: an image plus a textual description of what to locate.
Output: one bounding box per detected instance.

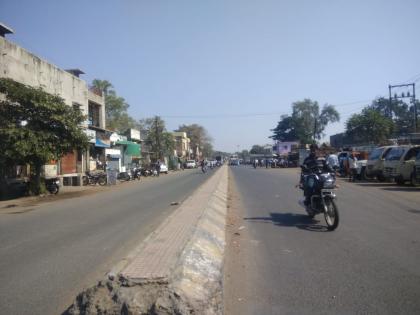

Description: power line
[402,72,420,84]
[160,99,373,119]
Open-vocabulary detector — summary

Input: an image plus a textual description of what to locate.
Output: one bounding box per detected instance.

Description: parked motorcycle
[45,177,60,194]
[117,170,132,182]
[299,165,339,231]
[132,167,141,180]
[82,171,107,186]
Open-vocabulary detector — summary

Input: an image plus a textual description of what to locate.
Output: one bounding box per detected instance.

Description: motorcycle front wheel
[324,199,339,231]
[48,185,59,195]
[82,176,88,186]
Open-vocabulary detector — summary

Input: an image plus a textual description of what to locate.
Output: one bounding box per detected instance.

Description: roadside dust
[63,278,193,315]
[223,169,253,315]
[0,187,104,214]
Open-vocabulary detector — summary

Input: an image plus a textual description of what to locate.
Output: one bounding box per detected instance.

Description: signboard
[109,133,119,142]
[84,129,96,143]
[43,164,58,177]
[105,148,121,156]
[130,129,141,141]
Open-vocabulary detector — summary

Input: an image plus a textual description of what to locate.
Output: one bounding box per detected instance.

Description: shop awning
[95,138,110,148]
[115,140,141,156]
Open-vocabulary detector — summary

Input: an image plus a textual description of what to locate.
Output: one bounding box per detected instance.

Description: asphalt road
[225,166,420,315]
[0,169,211,315]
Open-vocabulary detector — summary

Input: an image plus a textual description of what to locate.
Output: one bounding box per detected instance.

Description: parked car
[413,150,420,186]
[365,146,396,181]
[160,163,169,174]
[383,145,420,184]
[185,160,196,168]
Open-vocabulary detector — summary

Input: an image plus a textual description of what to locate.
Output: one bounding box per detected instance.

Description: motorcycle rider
[301,144,333,207]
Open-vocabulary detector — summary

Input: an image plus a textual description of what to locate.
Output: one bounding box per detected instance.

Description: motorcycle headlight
[307,177,315,188]
[322,175,335,188]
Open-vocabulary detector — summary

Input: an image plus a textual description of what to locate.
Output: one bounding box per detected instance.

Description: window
[369,148,384,160]
[88,101,101,127]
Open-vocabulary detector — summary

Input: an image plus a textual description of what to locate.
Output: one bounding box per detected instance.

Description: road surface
[224,166,420,315]
[0,169,211,315]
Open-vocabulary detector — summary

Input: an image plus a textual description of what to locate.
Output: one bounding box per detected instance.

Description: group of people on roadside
[325,151,358,181]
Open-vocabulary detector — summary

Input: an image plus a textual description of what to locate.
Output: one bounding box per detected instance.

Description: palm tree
[91,79,114,96]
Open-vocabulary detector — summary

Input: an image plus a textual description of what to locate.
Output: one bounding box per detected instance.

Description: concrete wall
[0,36,88,118]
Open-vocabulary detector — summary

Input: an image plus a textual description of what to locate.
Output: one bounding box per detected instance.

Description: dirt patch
[64,278,194,315]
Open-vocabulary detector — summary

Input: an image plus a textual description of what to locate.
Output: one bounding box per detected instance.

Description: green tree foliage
[345,108,394,144]
[370,97,418,136]
[139,116,174,160]
[176,124,213,158]
[249,145,265,154]
[270,115,298,142]
[91,79,136,132]
[344,97,419,144]
[0,78,89,194]
[271,99,340,144]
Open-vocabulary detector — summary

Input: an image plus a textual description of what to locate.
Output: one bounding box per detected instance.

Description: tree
[370,97,418,136]
[176,124,213,158]
[291,99,340,143]
[239,149,250,160]
[271,99,339,144]
[270,115,299,142]
[249,145,265,154]
[139,116,174,160]
[345,108,394,144]
[0,78,89,195]
[91,79,136,132]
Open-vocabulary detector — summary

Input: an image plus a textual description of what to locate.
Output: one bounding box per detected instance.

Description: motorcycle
[132,167,141,180]
[140,167,151,177]
[117,170,132,182]
[299,165,339,231]
[45,177,60,194]
[82,171,107,186]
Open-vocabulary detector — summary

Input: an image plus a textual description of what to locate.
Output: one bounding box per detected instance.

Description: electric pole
[388,83,417,133]
[155,116,161,160]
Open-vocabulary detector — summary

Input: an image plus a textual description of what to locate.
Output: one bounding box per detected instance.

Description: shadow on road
[244,212,329,232]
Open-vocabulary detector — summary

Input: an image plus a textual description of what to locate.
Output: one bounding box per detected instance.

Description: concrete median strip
[66,165,228,315]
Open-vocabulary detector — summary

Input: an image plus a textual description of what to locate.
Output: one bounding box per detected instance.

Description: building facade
[172,132,191,159]
[0,27,106,185]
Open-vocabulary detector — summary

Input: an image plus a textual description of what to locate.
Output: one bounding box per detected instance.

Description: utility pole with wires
[155,116,161,160]
[389,83,417,133]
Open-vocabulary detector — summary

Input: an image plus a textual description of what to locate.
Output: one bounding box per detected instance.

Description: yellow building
[172,132,191,159]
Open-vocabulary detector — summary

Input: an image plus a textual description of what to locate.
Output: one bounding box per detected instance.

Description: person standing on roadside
[155,160,161,177]
[348,153,358,182]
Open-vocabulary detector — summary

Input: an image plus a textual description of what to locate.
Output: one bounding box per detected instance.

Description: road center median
[65,165,228,315]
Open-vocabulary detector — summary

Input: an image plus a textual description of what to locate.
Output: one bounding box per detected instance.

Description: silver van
[365,146,395,181]
[383,145,420,184]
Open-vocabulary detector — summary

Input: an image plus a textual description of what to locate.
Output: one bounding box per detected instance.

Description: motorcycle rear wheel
[98,176,107,186]
[324,199,339,231]
[82,176,88,186]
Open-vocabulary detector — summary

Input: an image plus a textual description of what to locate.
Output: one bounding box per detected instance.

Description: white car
[185,160,196,168]
[160,163,168,174]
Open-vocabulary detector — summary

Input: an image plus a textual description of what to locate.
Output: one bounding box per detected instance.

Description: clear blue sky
[1,0,420,152]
